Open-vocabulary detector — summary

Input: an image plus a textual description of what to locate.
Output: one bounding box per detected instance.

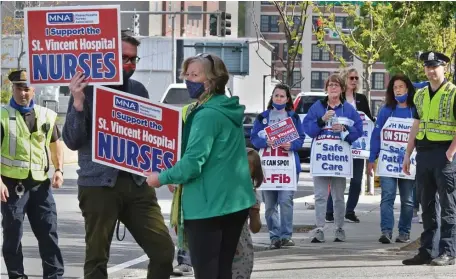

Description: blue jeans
[327,158,364,215]
[262,190,294,241]
[177,249,192,266]
[380,177,414,235]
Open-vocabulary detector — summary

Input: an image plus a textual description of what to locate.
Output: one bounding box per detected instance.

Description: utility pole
[171,14,176,83]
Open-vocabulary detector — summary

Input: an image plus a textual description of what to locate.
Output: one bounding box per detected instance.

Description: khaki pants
[78,173,174,279]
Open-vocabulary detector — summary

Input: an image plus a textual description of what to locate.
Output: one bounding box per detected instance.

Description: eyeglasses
[196,53,214,68]
[327,83,341,88]
[122,55,141,64]
[349,76,359,81]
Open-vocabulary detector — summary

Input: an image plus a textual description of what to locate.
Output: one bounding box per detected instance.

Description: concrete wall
[232,40,273,113]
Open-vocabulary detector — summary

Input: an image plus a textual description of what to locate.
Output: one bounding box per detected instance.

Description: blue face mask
[185,80,206,99]
[272,102,286,110]
[395,93,408,104]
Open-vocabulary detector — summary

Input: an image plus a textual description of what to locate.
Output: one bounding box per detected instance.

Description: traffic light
[209,14,218,36]
[133,14,140,36]
[221,12,231,37]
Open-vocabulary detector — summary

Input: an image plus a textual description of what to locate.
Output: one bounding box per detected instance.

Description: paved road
[0,164,315,278]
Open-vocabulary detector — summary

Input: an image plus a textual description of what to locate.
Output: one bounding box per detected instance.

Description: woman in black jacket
[326,67,373,223]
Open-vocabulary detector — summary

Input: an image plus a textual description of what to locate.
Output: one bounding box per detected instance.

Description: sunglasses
[349,76,359,81]
[196,53,215,68]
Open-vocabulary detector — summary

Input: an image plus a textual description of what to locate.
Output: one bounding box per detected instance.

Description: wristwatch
[55,169,64,175]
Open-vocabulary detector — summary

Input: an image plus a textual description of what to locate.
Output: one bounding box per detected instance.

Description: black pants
[1,179,64,279]
[78,173,174,279]
[417,148,456,258]
[184,208,249,279]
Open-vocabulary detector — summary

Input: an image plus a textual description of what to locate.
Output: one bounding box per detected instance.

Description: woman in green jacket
[145,53,256,279]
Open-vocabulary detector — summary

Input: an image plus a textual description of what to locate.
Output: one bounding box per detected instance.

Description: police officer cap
[419,51,450,67]
[8,70,28,85]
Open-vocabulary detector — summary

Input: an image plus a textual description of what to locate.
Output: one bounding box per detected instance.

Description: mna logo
[46,13,74,24]
[114,96,139,113]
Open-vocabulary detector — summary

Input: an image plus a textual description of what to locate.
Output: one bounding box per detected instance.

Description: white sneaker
[334,228,346,242]
[311,228,325,243]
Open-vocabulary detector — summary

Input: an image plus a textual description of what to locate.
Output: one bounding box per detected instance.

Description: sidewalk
[252,194,424,254]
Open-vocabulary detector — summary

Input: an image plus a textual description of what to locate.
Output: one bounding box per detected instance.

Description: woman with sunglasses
[144,53,256,279]
[326,67,374,224]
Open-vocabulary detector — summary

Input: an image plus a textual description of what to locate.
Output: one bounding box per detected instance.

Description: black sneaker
[402,254,432,265]
[378,232,392,244]
[282,238,295,247]
[345,213,360,223]
[269,238,282,249]
[325,213,334,223]
[430,253,456,266]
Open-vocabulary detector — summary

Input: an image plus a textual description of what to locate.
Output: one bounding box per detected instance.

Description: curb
[258,224,316,233]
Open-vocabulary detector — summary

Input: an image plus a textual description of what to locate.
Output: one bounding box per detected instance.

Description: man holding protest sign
[62,31,174,278]
[304,74,363,243]
[402,51,456,266]
[367,74,417,244]
[250,84,305,249]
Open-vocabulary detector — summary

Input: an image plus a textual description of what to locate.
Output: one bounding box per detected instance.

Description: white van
[160,83,232,107]
[293,91,327,162]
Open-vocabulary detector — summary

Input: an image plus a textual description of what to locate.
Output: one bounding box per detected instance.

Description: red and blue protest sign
[264,117,300,149]
[24,5,122,86]
[92,86,182,176]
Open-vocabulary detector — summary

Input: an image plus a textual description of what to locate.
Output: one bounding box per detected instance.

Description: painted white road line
[107,254,149,274]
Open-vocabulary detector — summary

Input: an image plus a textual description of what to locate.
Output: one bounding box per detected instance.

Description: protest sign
[24,5,122,86]
[351,111,374,159]
[258,147,297,191]
[92,86,182,176]
[376,117,416,179]
[310,117,353,178]
[264,117,299,149]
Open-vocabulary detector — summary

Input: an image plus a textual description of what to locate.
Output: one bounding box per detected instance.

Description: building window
[312,15,328,29]
[334,44,353,62]
[283,71,302,88]
[293,71,302,88]
[311,71,330,89]
[270,43,279,60]
[311,44,329,61]
[260,15,279,32]
[371,99,385,117]
[261,1,272,5]
[283,44,301,61]
[371,73,385,90]
[335,16,354,29]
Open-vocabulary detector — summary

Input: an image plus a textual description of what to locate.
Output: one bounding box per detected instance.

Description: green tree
[313,1,412,104]
[381,2,456,82]
[252,1,310,88]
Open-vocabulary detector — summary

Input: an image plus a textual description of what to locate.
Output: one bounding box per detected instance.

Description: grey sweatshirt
[62,79,149,187]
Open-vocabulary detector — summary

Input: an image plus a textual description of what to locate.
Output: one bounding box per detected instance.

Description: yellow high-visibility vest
[414,82,456,141]
[1,105,57,181]
[182,102,197,123]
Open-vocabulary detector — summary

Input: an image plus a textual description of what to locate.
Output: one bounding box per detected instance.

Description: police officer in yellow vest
[0,70,65,278]
[402,51,456,266]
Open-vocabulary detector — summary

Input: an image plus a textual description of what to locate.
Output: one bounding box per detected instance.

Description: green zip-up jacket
[158,94,256,220]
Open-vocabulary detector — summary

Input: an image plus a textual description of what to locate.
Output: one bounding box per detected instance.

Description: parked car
[293,91,327,162]
[243,112,258,148]
[160,83,232,107]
